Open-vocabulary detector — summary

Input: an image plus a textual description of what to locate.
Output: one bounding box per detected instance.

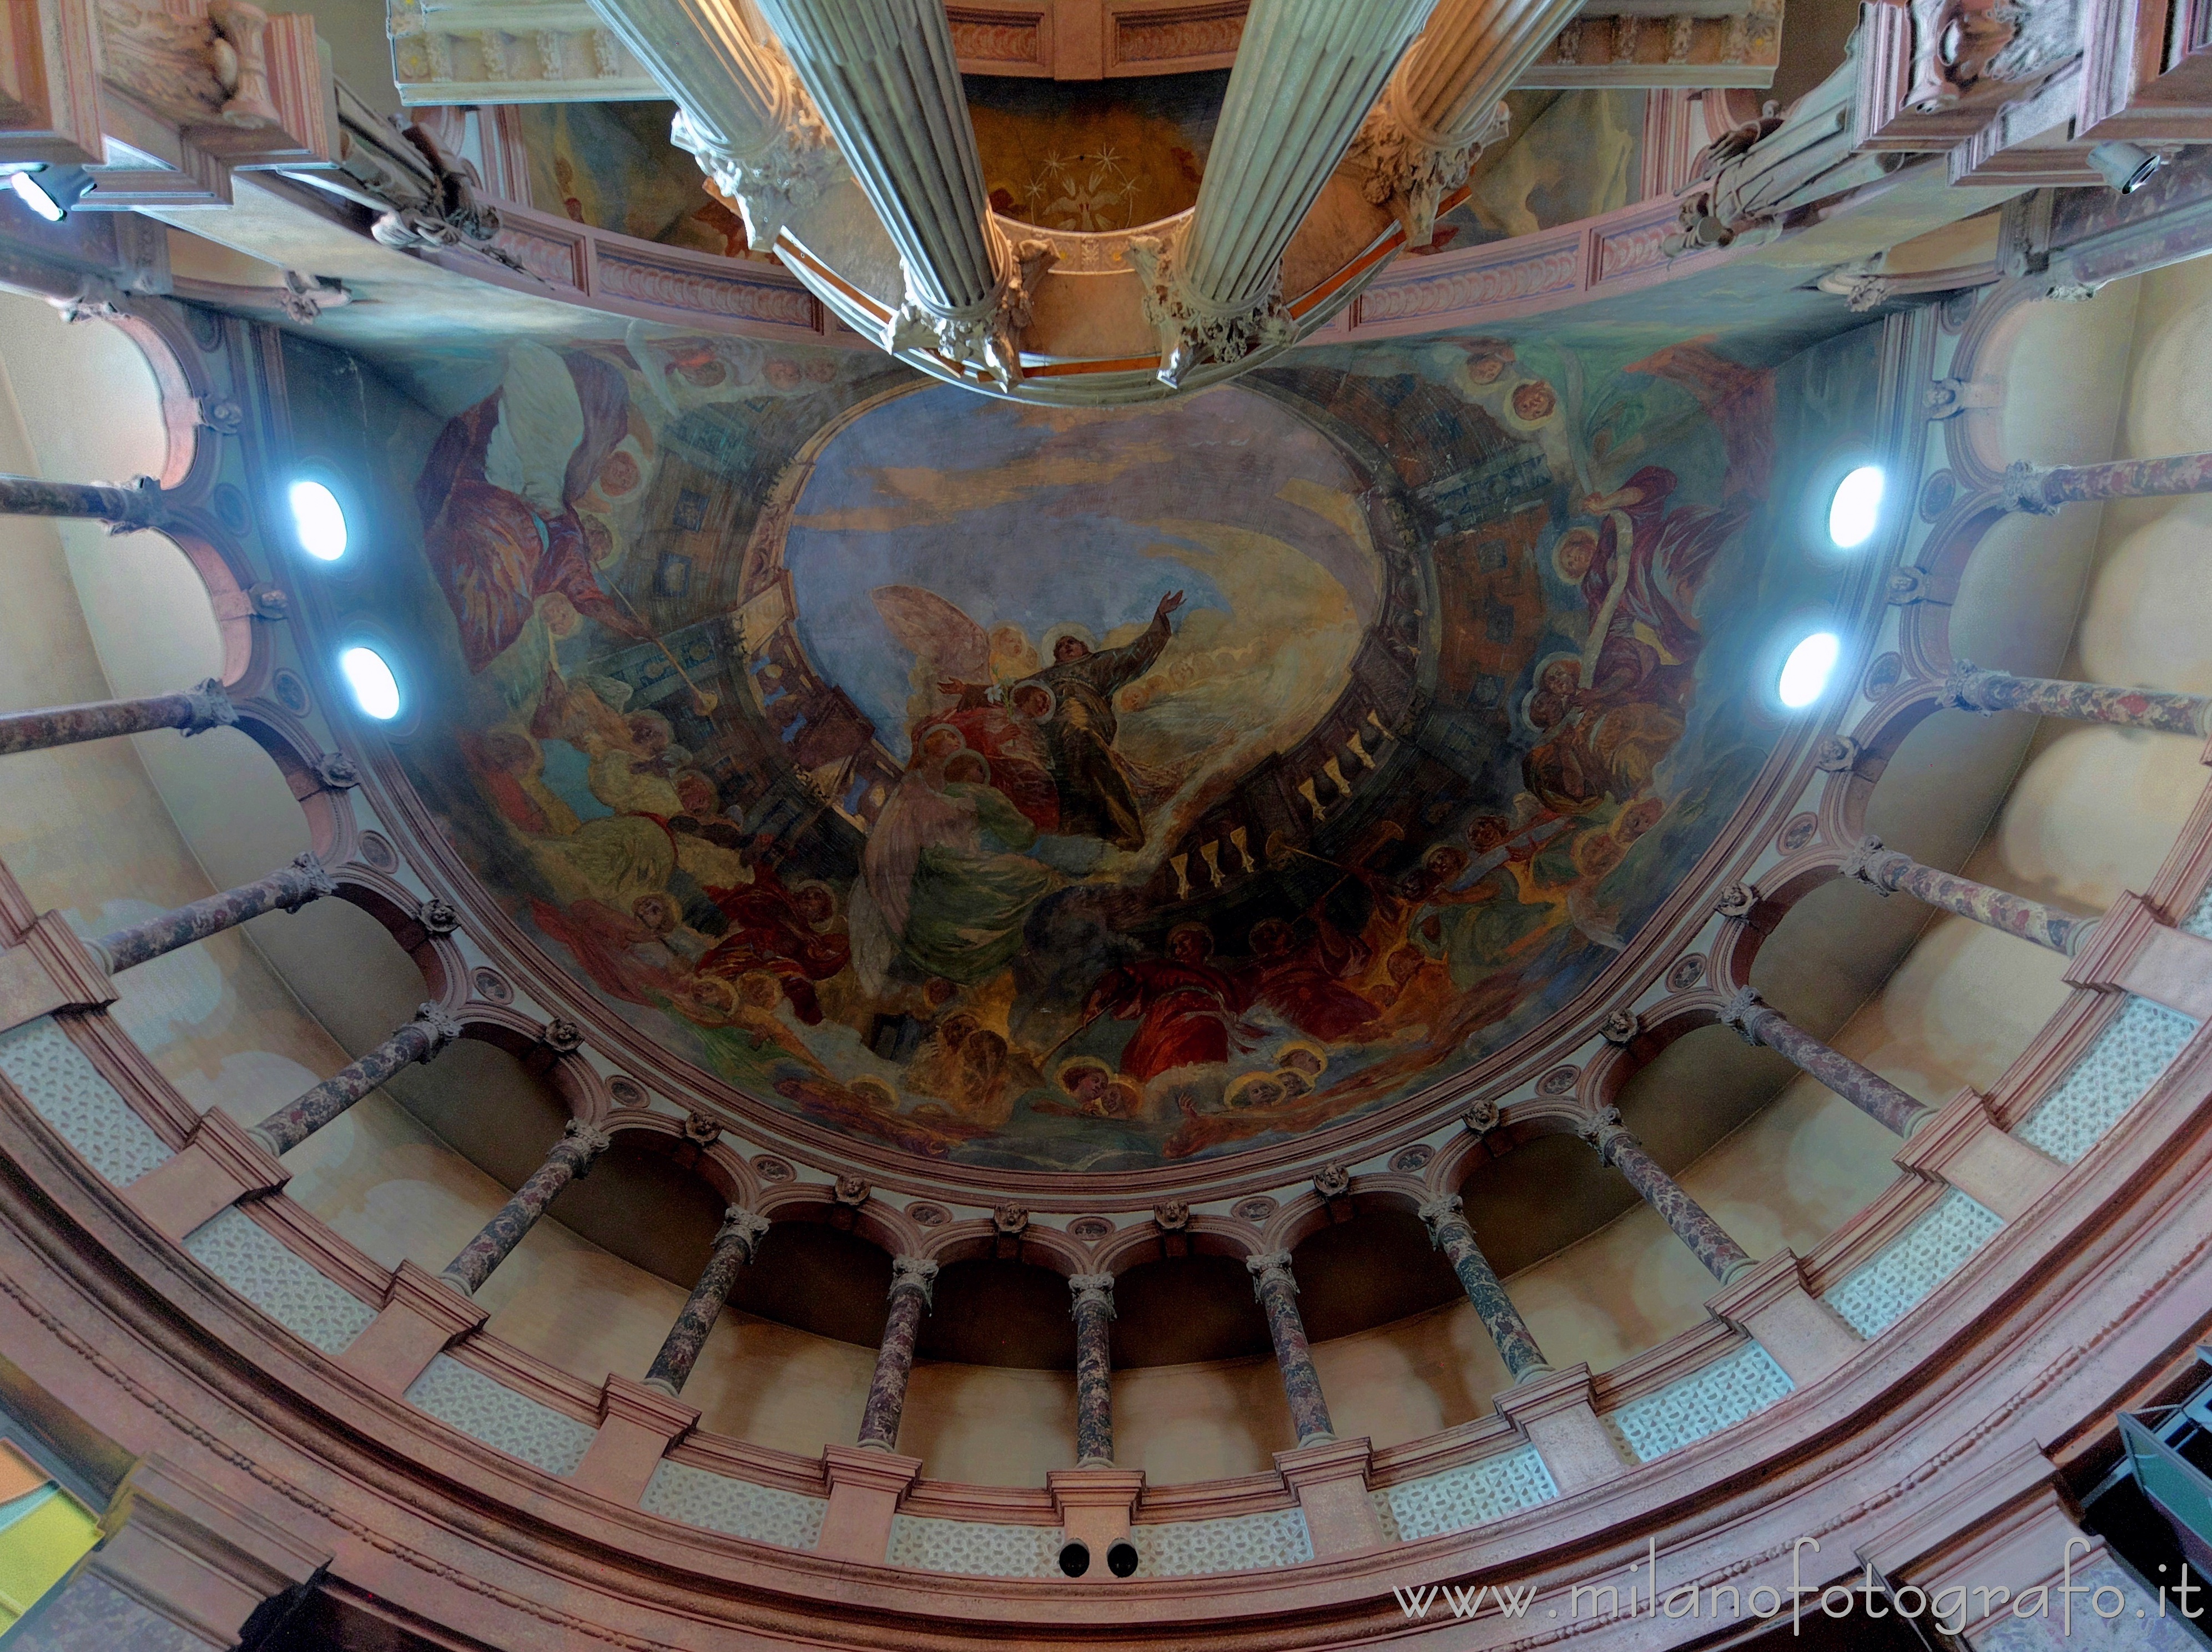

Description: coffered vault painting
[342,317,1870,1173]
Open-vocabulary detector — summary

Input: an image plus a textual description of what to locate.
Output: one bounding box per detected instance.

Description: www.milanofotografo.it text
[1388,1538,2205,1635]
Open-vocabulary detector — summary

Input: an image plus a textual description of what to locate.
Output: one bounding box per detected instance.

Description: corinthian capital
[1067,1272,1116,1317]
[1842,834,1907,893]
[890,1255,939,1306]
[667,46,842,253]
[1938,658,2001,714]
[718,1206,772,1260]
[1577,1107,1636,1163]
[1126,226,1296,390]
[1416,1193,1465,1242]
[887,222,1059,392]
[1346,81,1509,246]
[1245,1249,1298,1300]
[412,1002,466,1057]
[1717,986,1768,1045]
[562,1118,614,1159]
[179,678,239,736]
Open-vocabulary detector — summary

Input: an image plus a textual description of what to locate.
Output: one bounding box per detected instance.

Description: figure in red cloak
[1082,923,1253,1082]
[1242,912,1378,1043]
[416,347,652,673]
[694,868,850,1025]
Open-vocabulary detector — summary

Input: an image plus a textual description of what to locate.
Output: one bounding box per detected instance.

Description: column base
[2066,890,2212,1020]
[1047,1467,1145,1578]
[817,1443,921,1564]
[1493,1365,1624,1493]
[1894,1087,2062,1221]
[1274,1436,1387,1558]
[1705,1248,1861,1388]
[0,912,114,1035]
[571,1374,699,1506]
[336,1260,487,1396]
[127,1109,290,1242]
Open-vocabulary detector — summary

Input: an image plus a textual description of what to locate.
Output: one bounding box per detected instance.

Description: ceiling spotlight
[339,645,401,720]
[1778,632,1841,710]
[7,165,96,223]
[2088,141,2163,194]
[289,479,349,560]
[1827,465,1885,549]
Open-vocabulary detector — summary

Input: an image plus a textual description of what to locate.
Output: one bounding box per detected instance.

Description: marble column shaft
[1247,1250,1335,1446]
[1847,835,2095,956]
[1720,990,1930,1136]
[1355,0,1581,241]
[0,679,234,756]
[644,1207,770,1395]
[1418,1196,1550,1382]
[249,1003,465,1155]
[441,1120,613,1294]
[1584,1117,1752,1282]
[1944,659,2211,737]
[748,0,1002,332]
[93,853,335,975]
[0,472,165,527]
[856,1256,937,1450]
[2004,450,2212,513]
[1069,1273,1115,1467]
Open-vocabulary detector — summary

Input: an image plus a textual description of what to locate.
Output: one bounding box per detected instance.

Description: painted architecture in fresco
[382,314,1840,1173]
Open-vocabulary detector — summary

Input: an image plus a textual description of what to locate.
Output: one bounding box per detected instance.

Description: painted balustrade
[0,680,235,755]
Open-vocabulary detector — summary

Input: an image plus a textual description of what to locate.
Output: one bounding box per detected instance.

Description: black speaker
[1057,1540,1091,1577]
[1107,1540,1139,1577]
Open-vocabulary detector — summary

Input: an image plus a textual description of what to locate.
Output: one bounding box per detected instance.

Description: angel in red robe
[1241,913,1378,1043]
[694,868,850,1024]
[1082,923,1253,1082]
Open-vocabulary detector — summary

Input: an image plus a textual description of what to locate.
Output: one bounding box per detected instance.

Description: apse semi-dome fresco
[352,322,1869,1173]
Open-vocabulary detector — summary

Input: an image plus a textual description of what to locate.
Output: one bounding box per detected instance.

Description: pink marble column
[1942,659,2211,737]
[1069,1273,1115,1467]
[0,679,234,755]
[856,1256,938,1451]
[249,1004,465,1155]
[0,471,167,527]
[1580,1112,1755,1282]
[2001,449,2212,514]
[440,1120,612,1294]
[643,1207,769,1395]
[91,853,335,975]
[1418,1195,1551,1383]
[1246,1250,1335,1447]
[1846,835,2097,955]
[1719,987,1932,1136]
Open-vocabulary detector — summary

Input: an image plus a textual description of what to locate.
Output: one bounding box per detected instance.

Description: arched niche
[1288,1206,1460,1342]
[1110,1253,1272,1367]
[918,1258,1082,1369]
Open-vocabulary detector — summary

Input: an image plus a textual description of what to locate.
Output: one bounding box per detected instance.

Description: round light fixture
[7,165,95,223]
[1778,632,1841,710]
[289,479,349,561]
[339,645,401,720]
[1827,466,1885,549]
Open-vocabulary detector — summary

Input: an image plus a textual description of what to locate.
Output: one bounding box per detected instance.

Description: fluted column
[0,472,166,527]
[90,853,335,975]
[1846,835,2097,956]
[0,679,235,756]
[1246,1250,1335,1446]
[1067,1272,1116,1467]
[1347,0,1581,243]
[1417,1195,1551,1383]
[248,1003,465,1155]
[1580,1112,1755,1283]
[2001,451,2212,514]
[643,1206,770,1395]
[1942,659,2212,737]
[748,0,1052,385]
[440,1120,613,1294]
[1129,0,1438,385]
[857,1255,937,1450]
[583,0,839,251]
[1719,988,1932,1137]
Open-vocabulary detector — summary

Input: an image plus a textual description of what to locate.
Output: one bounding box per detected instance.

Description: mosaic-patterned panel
[885,1513,1064,1578]
[1822,1189,2004,1339]
[1372,1447,1558,1542]
[404,1353,596,1476]
[2015,995,2197,1165]
[0,1015,171,1186]
[1604,1342,1793,1464]
[640,1459,826,1550]
[1129,1507,1315,1577]
[182,1206,376,1354]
